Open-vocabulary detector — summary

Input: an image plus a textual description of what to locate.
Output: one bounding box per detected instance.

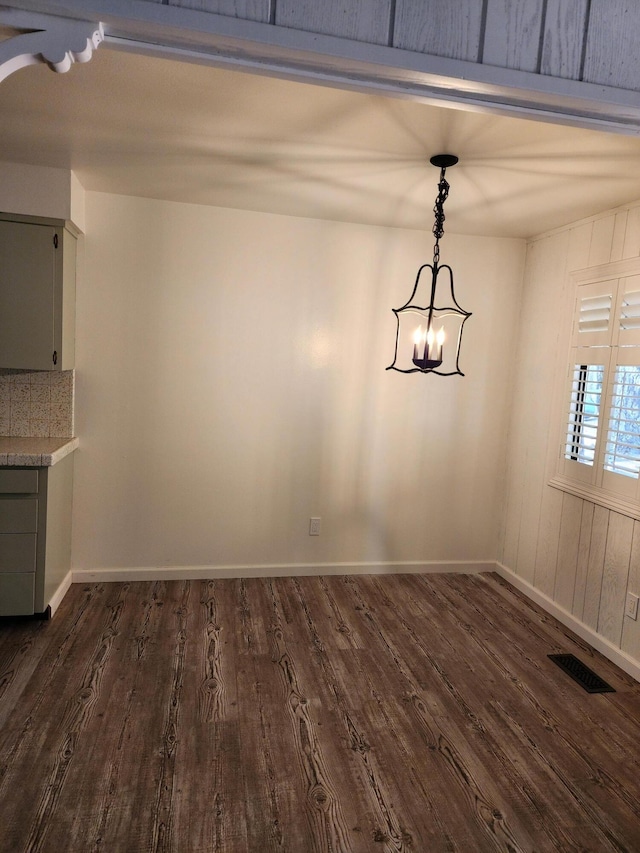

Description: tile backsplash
[0,369,74,437]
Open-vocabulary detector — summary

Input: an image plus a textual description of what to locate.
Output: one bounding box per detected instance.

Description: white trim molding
[0,16,102,82]
[496,562,640,684]
[47,569,73,617]
[72,560,493,584]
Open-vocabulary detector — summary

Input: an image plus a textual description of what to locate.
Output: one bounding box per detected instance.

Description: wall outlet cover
[625,592,639,620]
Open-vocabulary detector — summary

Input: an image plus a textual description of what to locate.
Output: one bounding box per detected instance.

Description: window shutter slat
[620,291,640,331]
[579,295,612,334]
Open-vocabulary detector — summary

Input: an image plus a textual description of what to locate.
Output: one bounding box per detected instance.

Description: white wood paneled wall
[502,198,640,669]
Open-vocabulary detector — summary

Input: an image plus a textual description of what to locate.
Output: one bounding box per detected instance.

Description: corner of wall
[70,171,86,233]
[495,563,640,683]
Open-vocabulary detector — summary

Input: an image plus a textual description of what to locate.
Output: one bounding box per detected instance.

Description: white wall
[72,191,525,574]
[0,161,84,227]
[501,201,640,675]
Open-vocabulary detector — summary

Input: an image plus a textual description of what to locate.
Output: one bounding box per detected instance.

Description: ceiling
[2,40,640,238]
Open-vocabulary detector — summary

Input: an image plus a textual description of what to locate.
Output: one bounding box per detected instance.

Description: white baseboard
[48,570,73,617]
[72,560,494,584]
[495,562,640,684]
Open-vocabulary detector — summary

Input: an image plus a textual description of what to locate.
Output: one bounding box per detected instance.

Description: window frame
[549,259,640,521]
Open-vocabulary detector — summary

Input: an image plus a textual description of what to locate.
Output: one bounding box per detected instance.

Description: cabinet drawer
[0,469,38,494]
[0,534,37,572]
[0,571,35,615]
[0,499,38,533]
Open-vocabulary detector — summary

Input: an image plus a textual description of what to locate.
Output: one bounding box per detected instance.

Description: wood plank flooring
[1,572,640,852]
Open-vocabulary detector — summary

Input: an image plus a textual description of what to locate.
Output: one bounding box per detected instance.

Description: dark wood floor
[1,572,640,852]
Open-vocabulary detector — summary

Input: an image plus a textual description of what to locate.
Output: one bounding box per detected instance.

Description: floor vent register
[548,653,615,694]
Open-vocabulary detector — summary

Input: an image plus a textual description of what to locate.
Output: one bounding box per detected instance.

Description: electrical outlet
[625,592,639,620]
[309,517,321,536]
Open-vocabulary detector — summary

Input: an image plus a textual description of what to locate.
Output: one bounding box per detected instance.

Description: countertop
[0,436,79,467]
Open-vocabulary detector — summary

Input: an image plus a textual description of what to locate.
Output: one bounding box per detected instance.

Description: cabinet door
[0,572,35,615]
[0,499,38,533]
[0,533,37,571]
[0,220,57,370]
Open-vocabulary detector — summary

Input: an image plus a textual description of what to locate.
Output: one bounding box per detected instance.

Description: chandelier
[387,154,471,376]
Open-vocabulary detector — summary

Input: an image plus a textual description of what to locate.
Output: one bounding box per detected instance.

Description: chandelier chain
[432,166,450,266]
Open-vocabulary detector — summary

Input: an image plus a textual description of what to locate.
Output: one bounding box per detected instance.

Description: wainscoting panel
[502,198,640,680]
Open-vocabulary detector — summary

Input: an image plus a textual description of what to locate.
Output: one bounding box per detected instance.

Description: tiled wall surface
[0,369,74,437]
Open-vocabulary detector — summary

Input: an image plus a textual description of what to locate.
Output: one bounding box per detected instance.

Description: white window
[551,265,640,518]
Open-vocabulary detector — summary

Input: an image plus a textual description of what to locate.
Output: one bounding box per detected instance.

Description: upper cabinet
[0,212,79,371]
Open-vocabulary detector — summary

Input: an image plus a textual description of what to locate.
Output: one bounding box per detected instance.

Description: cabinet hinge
[53,234,59,249]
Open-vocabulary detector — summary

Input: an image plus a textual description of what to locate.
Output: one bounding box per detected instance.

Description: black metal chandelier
[387,154,471,376]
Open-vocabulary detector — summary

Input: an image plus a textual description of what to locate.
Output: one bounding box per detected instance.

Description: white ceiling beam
[2,1,640,134]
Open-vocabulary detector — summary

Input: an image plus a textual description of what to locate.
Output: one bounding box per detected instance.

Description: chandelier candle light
[387,154,471,376]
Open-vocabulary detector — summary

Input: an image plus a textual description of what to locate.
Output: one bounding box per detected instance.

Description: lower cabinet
[0,454,74,617]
